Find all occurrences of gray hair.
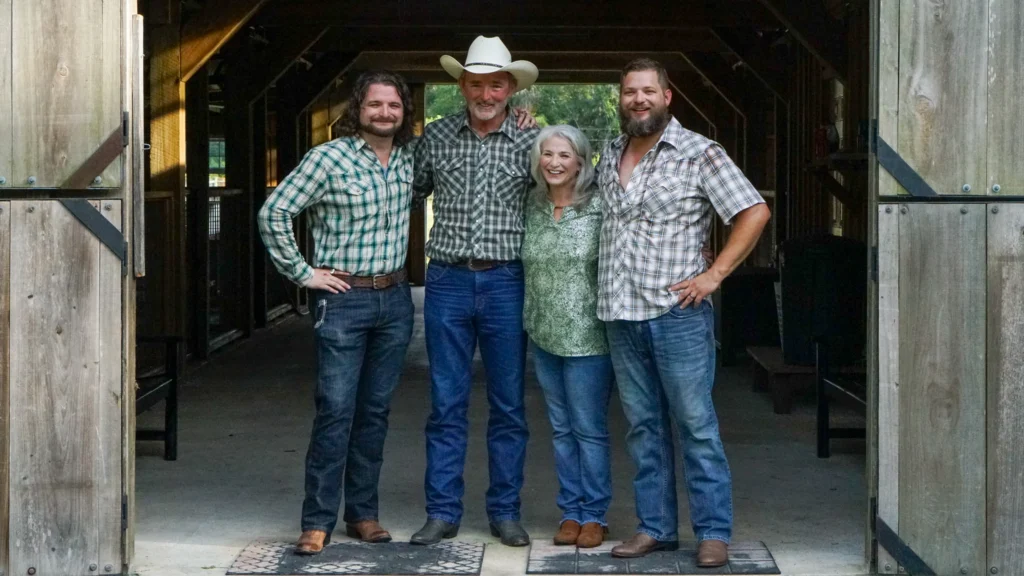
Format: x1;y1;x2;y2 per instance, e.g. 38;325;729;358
529;125;596;209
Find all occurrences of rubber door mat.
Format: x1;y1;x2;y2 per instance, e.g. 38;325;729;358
228;540;485;575
527;540;781;575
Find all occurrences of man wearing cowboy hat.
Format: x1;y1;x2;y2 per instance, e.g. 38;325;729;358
410;36;539;547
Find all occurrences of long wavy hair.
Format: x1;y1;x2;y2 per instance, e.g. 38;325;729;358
334;70;416;147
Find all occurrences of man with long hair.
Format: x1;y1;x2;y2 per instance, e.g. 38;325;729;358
258;70;417;556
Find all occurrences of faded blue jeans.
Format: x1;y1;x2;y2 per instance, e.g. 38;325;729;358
423;260;529;525
301;283;415;534
605;301;732;544
531;341;613;526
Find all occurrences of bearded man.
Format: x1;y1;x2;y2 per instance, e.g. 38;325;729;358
258;70;417;555
595;59;770;567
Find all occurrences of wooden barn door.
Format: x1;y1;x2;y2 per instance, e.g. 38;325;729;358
1;0;137;575
871;1;1024;575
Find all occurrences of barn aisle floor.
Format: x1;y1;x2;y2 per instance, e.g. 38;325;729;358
135;288;868;576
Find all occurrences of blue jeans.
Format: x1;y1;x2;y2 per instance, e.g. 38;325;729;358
301;283;415;533
605;301;732;544
531;341;613;526
423;260;529;524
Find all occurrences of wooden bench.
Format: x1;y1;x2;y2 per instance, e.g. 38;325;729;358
136;336;182;461
745;346;815;414
815;341;866;458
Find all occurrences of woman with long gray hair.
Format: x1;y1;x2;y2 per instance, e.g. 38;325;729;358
521;125;613;548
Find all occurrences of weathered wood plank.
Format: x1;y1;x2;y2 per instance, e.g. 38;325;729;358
987;204;1024;575
0;201;10;576
132;13;145;277
8;200;122;575
898;204;986;575
877;0;898;198
898;0;987;195
11;0;122;188
0;0;11;188
876;204;899;574
987;0;1024;196
97;200;124;573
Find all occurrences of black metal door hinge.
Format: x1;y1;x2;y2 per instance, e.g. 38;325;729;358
122;111;130;148
871;247;879;282
121;493;128;532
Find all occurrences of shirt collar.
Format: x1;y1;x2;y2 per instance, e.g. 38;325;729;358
458;106;519;141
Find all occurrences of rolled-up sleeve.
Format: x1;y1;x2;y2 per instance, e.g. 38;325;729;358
257;148;328;285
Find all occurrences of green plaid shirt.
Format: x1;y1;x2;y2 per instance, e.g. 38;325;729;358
413;109;539;262
258;136;413;285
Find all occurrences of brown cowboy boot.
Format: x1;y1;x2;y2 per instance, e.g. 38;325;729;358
696;540;729;567
553;520;581;545
610;533;679;558
576;523;606;548
295;530;330;555
345;520;393;543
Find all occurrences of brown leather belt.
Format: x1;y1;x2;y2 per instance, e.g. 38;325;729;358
445;259;510;271
330;268;407;289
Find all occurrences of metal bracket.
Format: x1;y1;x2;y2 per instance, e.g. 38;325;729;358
59;200;127;276
871;121;939;198
876;518;936;575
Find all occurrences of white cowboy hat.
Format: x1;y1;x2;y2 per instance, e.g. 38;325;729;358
440;36;538;92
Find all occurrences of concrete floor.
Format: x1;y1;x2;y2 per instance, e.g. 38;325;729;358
135;288;869;576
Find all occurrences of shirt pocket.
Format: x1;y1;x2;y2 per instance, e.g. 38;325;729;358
435;156;467;196
327;172;380;219
493;161;529;209
642;163;700;222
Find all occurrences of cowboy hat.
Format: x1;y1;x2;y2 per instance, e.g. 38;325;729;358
440;36;538;92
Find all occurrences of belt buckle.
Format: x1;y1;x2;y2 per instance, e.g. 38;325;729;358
466;259;487;271
372;274;388;289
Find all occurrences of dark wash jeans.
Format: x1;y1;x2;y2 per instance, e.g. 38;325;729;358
423;260;529;524
300;283;414;534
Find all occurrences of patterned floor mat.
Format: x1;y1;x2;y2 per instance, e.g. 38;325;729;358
227;540;485;575
527;540;781;575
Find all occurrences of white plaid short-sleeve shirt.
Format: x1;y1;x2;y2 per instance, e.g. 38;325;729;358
596;117;765;321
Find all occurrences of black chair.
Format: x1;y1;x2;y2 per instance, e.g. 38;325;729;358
136;336;182;461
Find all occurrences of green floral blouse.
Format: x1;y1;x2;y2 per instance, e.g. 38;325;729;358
522;192;608;357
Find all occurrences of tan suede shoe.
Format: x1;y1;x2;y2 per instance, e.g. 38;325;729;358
295;529;330;555
345;520;392;543
696;540;729;567
553;520;581;545
576;523;606;548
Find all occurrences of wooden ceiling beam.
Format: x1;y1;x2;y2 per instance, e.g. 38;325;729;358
308;26;729;54
180;0;270;82
751;0;847;80
709;27;789;100
254;0;777;28
223;25;331;105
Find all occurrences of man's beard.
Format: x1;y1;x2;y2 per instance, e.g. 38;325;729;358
619;103;671;137
360;118;400;138
469;101;503;122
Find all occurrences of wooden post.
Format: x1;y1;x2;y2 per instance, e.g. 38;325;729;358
186;68;211;358
252;95;269;328
407;83;426;285
148;19;187;340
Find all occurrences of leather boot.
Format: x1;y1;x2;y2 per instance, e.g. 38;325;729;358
295;530;331;555
345;520;392;543
696;540;728;567
610;533;678;558
576;523;606;548
553;520;580;545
